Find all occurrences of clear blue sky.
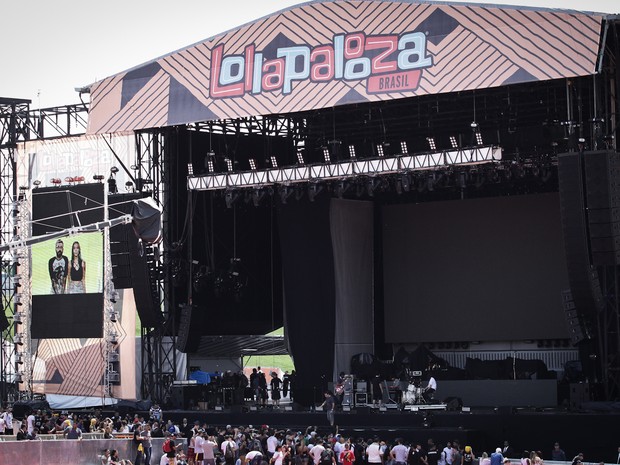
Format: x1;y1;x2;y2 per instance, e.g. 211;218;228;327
1;0;617;108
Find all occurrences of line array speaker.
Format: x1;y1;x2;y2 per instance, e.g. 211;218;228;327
557;152;604;316
176;304;204;353
584;150;620;265
561;290;591;345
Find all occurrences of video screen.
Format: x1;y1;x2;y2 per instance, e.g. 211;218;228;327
30;183;105;339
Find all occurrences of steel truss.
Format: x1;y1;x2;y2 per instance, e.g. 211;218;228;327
0;98;31;404
135;128;177;403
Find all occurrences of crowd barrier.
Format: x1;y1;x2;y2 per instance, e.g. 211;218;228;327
0;437;167;465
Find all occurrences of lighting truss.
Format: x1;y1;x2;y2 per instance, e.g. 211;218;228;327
187;145;502;191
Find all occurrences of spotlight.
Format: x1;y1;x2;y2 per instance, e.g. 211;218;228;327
187;163;194;175
14;294;23;306
16;353;24;365
130;164;139;171
109;311;118;323
376;144;384;157
308;183;323;201
470;121;478;129
475;132;483;145
450;136;458;149
125;181;134;192
93;174;105;181
109;333;119;345
110;166;119;174
400;141;408;154
14;334;23;346
249;159;257;170
50;178;62;185
15;373;24;383
270;156;278;168
13;313;23;325
348;145;356;159
323;147;331;163
33;180;41;187
225;190;239;208
279;185;293;204
110;290;119;304
12;276;21;288
225;158;234;172
426;137;437;151
207;160;215;173
296;151;305;165
251;188;265;206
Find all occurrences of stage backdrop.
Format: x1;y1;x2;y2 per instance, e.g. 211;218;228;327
87;0;603;134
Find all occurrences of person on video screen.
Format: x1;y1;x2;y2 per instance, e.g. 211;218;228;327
49;239;69;294
67;241;86;294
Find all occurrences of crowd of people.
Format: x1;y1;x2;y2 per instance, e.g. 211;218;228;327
3;405;614;465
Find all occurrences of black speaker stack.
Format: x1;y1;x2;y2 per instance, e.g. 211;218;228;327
558;150;620;343
176;304;204;353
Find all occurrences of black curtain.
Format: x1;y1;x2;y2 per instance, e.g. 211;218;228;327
278;198;335;406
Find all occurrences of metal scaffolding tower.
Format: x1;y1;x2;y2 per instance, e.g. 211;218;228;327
0;98;31;404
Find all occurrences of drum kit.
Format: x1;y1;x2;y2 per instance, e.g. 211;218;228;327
402;370;426;405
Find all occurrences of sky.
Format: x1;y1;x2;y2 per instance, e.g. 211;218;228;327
1;0;618;109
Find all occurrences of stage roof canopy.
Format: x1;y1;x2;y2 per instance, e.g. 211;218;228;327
87;0;605;134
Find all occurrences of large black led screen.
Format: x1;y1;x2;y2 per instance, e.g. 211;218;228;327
30;184;105;338
383;193;570;343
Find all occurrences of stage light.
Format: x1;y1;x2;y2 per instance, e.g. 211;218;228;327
296;151;305;165
93;174;105;181
130;164;139;171
14;294;23;306
308;183;323;201
110;166;119;174
12;276;21;288
279;185;293;204
16;353;24;365
187;163;194;175
18;185;28;192
125;181;134;192
109;311;118;323
376;144;384;157
207;160;215;173
475;132;483;145
33;180;41;187
225;158;233;172
427;137;437;151
14;334;23;346
15;373;24;383
470;121;478;129
348;145;356;159
50;178;62;185
249;159;257;170
13;312;23;325
109;333;119;345
323;147;331;163
252;188;265;206
450;136;459;149
225;190;239;208
400;141;408;154
270;156;278;168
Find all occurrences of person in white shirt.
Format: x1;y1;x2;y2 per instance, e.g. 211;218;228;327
390;439;409;465
442;442;453;465
310;440;326;465
267;431;279;460
333;437;346;465
222;435;238;465
0;413;6;435
193;430;205;465
366;438;383;464
423;376;437;403
203;436;218;465
26;412;36;435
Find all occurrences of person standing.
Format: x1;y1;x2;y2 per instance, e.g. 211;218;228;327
442;442;453;465
319;391;336;430
67;241;86;293
390;439;408;465
490;449;504;465
271;373;282;407
283;372;291;398
550;444;566;462
49;239;69;294
26;411;36;436
366;438;383;465
142;423;153;465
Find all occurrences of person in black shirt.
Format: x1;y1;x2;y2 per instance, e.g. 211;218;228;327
427;443;439;465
